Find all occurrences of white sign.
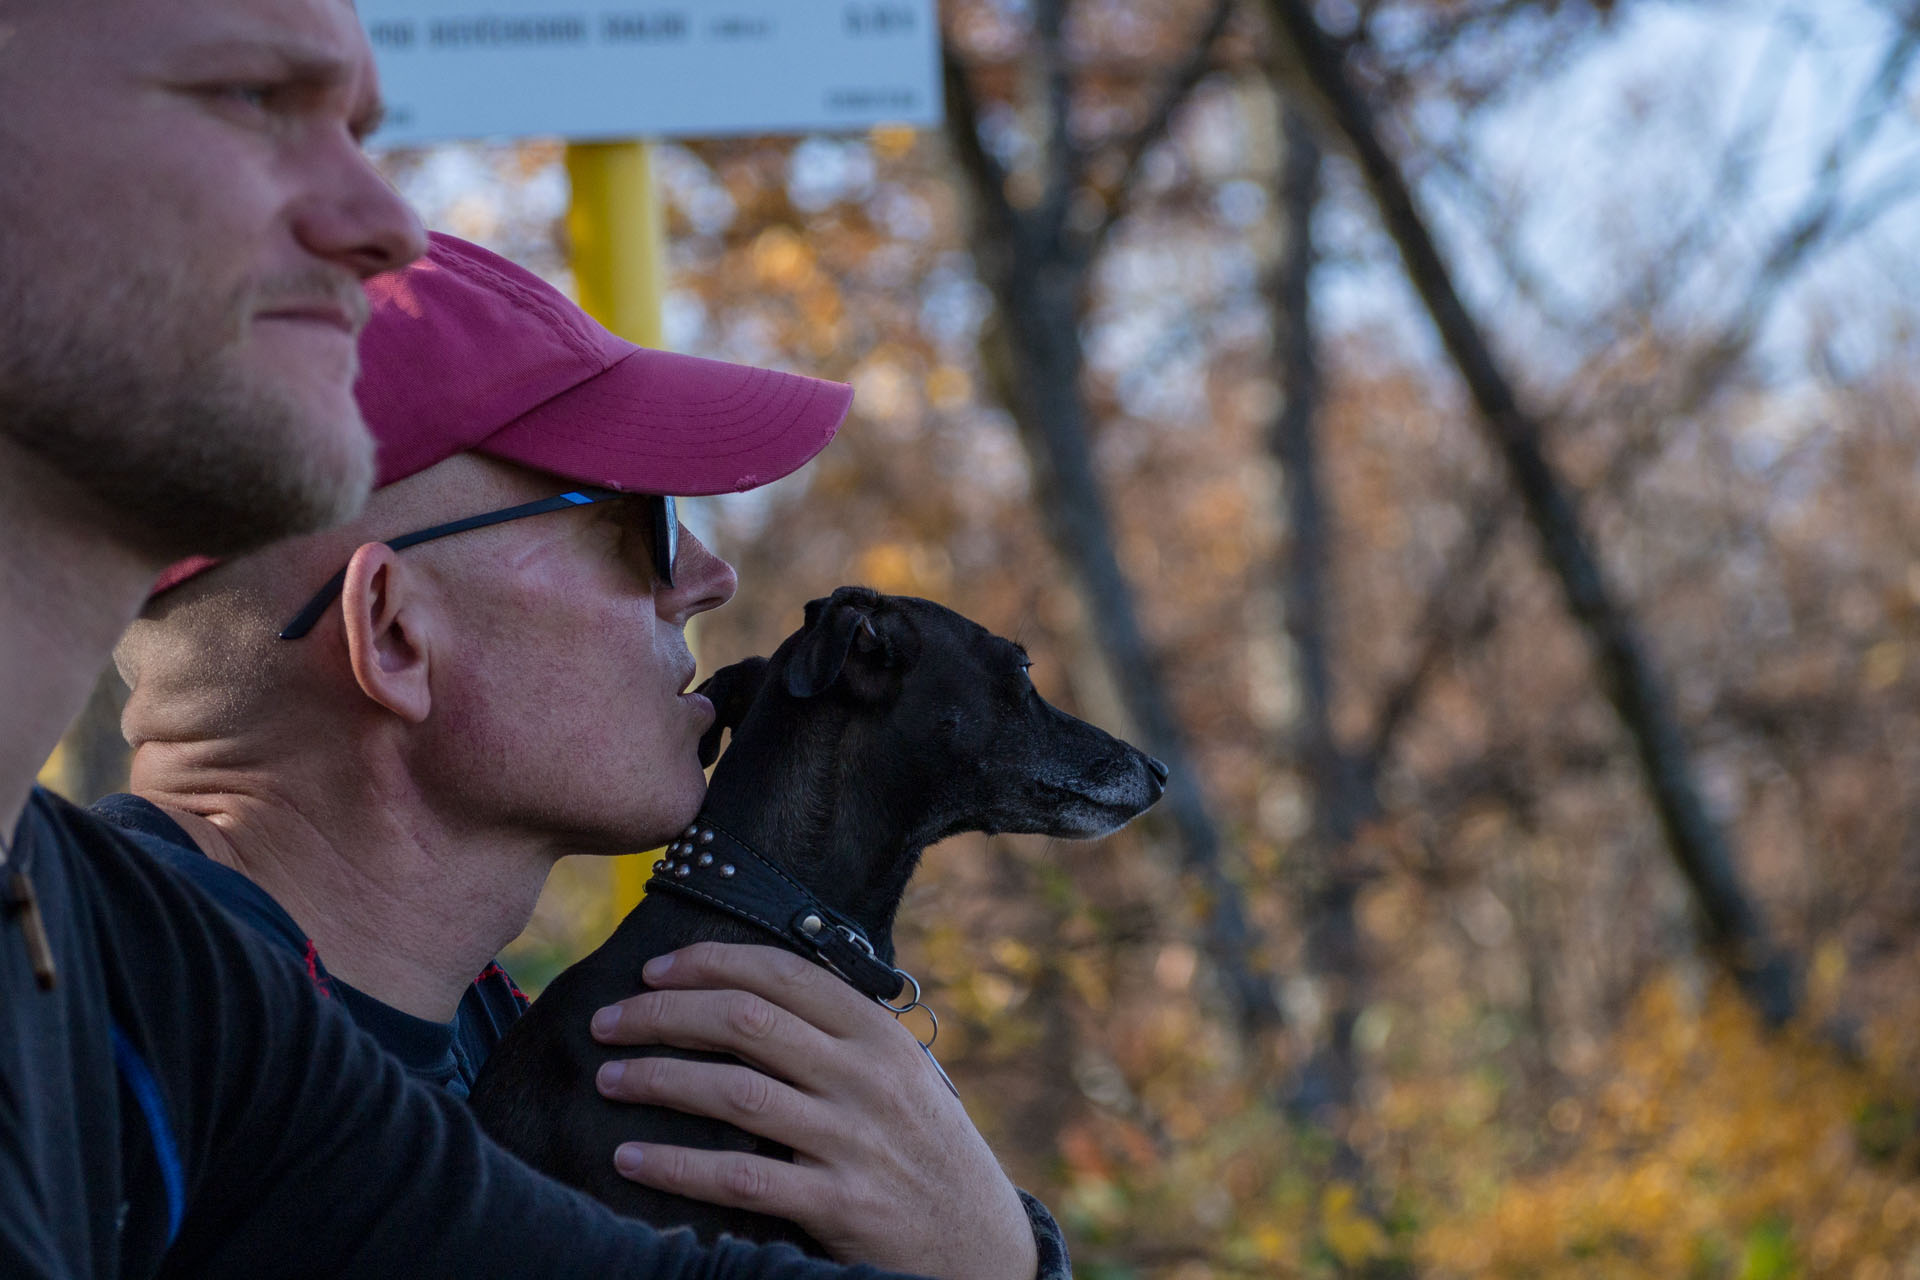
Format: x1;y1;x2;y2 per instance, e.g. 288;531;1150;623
359;2;940;145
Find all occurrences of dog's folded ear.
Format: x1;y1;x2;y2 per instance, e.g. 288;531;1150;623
695;656;769;767
785;604;869;698
786;588;898;700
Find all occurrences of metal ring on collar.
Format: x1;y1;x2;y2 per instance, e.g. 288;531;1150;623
884;970;940;1050
902;1001;940;1050
882;967;922;1014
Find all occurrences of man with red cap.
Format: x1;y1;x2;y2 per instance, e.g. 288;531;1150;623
0;0;980;1276
107;233;1065;1279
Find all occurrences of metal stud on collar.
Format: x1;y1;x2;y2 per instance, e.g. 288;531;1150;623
654;827;726;882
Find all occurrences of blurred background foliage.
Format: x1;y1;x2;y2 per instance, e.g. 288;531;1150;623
42;0;1920;1274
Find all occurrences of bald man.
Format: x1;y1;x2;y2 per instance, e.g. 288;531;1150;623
106;232;1061;1278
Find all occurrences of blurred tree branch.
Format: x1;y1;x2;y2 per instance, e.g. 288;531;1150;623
1355;1;1920;770
1669;16;1920;416
1353;498;1507;804
1082;0;1237;262
944;0;1288;1044
1263;0;1800;1022
1268;104;1375;1124
1351;7;1920;837
1267;105;1415;1267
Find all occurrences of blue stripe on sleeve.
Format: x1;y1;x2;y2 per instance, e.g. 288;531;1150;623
111;1021;186;1245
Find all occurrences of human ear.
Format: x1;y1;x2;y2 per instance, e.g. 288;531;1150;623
339;543;434;724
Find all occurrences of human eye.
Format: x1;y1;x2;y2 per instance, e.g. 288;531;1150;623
194;64;335;131
215;83;272;108
599;501;659;575
196;79;287;126
599;497;649;536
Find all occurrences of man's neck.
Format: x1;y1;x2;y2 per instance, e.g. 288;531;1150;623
0;444;155;842
135;769;553;1023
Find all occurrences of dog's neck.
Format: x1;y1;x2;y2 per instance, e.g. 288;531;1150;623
691;756;898;955
690;713;935;962
647;813;911;1002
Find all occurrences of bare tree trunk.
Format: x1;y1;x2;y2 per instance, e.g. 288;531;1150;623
1269;106;1416;1278
1262;0;1797;1023
1269;103;1372;1127
943;3;1284;1042
970;200;1285;1045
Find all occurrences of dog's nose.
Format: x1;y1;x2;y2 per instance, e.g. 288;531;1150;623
1146;756;1170;784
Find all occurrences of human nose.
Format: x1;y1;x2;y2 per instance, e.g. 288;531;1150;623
661;527;737;624
290;138;428;279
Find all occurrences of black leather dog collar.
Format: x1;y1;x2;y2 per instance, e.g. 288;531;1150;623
644;815;908;1004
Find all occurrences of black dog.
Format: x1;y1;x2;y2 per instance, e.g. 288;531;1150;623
467;586;1166;1250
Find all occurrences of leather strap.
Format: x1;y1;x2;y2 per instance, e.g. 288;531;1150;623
644;815;907;1004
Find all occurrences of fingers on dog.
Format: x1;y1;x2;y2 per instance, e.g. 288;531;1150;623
600;1057;836;1153
642;941;804;988
590;986;806;1064
643;941;880;1031
613;1141;812;1220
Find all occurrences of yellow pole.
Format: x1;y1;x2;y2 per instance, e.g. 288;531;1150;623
565;138;666;919
565;140;666;348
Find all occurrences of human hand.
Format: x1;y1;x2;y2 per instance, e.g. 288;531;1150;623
588;942;1037;1280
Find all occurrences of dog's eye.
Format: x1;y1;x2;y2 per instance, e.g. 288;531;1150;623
1000;644;1034;692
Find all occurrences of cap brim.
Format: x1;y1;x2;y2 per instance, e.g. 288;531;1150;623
475;347;852;497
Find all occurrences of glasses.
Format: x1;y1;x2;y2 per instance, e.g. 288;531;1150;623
276;487;678;640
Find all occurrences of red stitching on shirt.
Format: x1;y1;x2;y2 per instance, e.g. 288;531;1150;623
478;962;528;1005
302;939;333;998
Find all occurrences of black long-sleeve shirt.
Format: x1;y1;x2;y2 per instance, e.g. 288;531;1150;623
1;787;916;1280
88;793;1074;1280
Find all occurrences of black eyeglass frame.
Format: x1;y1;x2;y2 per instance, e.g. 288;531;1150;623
276;487;677;640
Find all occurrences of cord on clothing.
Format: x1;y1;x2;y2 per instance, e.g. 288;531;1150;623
3;823;58;989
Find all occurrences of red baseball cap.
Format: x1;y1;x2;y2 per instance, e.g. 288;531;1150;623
153;232;851;595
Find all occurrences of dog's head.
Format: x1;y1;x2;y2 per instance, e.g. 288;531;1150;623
696;586;1166;847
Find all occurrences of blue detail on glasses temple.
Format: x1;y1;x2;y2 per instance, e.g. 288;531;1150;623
277;487;667;639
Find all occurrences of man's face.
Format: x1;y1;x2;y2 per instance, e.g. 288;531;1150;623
0;0;426;562
402;462;741;856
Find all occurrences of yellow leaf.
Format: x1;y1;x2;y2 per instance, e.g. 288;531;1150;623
1321;1182;1389;1266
